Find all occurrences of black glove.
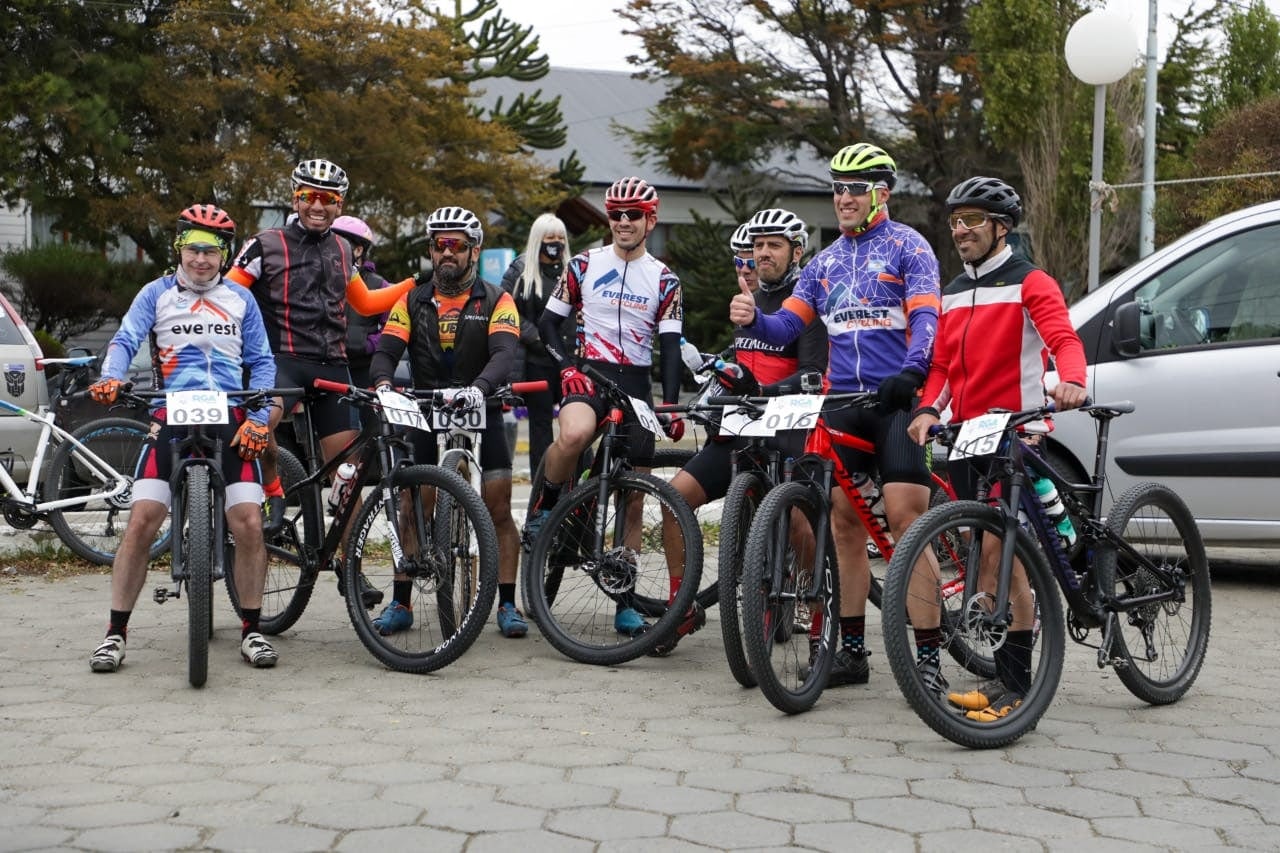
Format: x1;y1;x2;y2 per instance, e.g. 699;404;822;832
413;271;431;288
876;369;925;413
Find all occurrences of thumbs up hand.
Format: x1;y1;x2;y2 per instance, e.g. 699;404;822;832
729;277;757;326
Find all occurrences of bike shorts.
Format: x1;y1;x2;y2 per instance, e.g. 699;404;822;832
562;361;656;469
274;355;361;438
131;411;264;509
819;401;932;488
409;408;512;481
680;430;806;503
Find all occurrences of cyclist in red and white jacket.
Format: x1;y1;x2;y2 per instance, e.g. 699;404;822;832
907;176;1087;722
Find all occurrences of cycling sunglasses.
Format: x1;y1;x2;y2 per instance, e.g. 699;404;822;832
734;257;757;271
607;209;647;222
831;180;875;196
431;236;472;253
293;189;343;206
948;212;991;231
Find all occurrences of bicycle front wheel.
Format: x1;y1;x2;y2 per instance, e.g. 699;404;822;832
740;481;838;714
44;417;169;566
345;465;498;673
226;446;318;635
183;466;213;688
881;500;1064;749
524;471;702;665
719;471;767;687
1094;482;1211;705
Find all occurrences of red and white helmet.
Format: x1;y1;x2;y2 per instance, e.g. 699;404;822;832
604;176;659;213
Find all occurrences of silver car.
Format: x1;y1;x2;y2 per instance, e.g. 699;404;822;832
1047;200;1280;548
0;291;52;482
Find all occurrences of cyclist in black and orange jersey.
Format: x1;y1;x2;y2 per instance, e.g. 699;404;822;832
225;159;416;531
523;176;687;642
655;208;826;655
368;206;528;639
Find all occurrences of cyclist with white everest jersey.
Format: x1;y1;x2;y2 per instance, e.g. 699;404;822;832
523;176;692;643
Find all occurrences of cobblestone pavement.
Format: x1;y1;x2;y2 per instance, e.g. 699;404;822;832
1;563;1277;852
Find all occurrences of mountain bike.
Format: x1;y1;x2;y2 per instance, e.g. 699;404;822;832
880;402;1210;749
0;356;165;564
739;392;961;714
234;379;501;674
120;386;292;687
521;361;702;665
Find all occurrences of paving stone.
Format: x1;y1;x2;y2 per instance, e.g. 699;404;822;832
12;782;137;808
44;800;175;830
921;828;1048;851
854;796;971;832
1092;815;1225;847
615;784;733;815
669;810;791;849
680;767;789;794
795;820;915;852
970;804;1093;838
424;800;546;833
1024;785;1141;819
547;805;669;841
71;823;202;852
298;797;423;829
206;824;337;852
499;780;615;810
336;826;467;853
909;777;1025;808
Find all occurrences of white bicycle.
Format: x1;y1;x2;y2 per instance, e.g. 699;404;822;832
1;356;170;564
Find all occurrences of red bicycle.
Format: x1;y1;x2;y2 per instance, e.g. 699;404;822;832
734;392;967;714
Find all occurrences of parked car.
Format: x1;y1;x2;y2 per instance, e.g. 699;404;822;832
0;292;52;482
1046;200;1280;549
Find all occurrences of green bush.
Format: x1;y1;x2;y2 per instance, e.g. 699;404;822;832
32;329;66;359
0;243;155;343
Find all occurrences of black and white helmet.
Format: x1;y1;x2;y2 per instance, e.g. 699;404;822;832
729;223;753;253
744;208;808;251
426;206;484;245
291;158;349;196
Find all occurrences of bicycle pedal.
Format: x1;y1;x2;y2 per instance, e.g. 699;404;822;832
360;586;385;611
152;585;179;604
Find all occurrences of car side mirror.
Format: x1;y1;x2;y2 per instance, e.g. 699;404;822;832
1112;301;1142;358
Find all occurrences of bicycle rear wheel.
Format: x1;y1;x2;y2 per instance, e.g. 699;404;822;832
524;471;702;665
740;481;839;714
44;417;170;566
1095;482;1211;705
345;465;498;673
719;471;766;687
183;466;213;688
226;446;318;635
881;500;1064;749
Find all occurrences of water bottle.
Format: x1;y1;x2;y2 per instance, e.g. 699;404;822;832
328;462;358;513
680;337;705;373
1032;474;1077;547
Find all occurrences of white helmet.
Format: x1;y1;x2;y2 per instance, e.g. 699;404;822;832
745;208;808;251
426;206;484;245
291;158;349;196
729;222;753;253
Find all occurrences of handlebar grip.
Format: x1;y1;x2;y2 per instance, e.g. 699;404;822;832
313;378;349;393
510;380;548;395
654;403;685;414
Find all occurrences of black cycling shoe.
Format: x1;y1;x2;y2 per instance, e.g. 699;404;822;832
826;647;870;687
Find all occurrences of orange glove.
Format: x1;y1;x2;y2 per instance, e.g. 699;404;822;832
89;378;123;405
230;420;270;460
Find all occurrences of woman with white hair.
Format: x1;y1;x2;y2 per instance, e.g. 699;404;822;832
500;213;575;475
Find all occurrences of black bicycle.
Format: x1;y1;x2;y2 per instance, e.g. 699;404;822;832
122;387;292;687
521;362;702;664
880;402;1211;749
229;379;499;674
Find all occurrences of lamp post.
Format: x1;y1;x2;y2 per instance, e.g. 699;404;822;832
1140;0;1159;258
1065;11;1139;292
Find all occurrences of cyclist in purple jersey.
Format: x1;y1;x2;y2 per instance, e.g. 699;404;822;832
88;206;280;673
730;143;944;689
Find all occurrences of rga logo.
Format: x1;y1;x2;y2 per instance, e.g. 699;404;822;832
4;363;25;396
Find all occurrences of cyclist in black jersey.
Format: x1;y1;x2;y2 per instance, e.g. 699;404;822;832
227;159;415;530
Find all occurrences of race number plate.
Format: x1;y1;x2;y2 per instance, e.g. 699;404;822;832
376;387;429;432
165;390;228;425
759;395;823;432
719;406;771;437
431;402;486;431
629;397;666;439
951;412;1012;459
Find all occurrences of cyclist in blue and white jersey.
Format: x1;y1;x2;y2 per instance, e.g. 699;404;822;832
524;176;691;641
730;143;943;688
88;205;280;673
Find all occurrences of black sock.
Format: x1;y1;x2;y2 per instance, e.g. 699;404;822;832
499;583;516;608
393;580;413;607
914;626;943;660
108;610;131;639
539;481;565;510
1001;630;1034;695
241;609;261;639
840;615;865;653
